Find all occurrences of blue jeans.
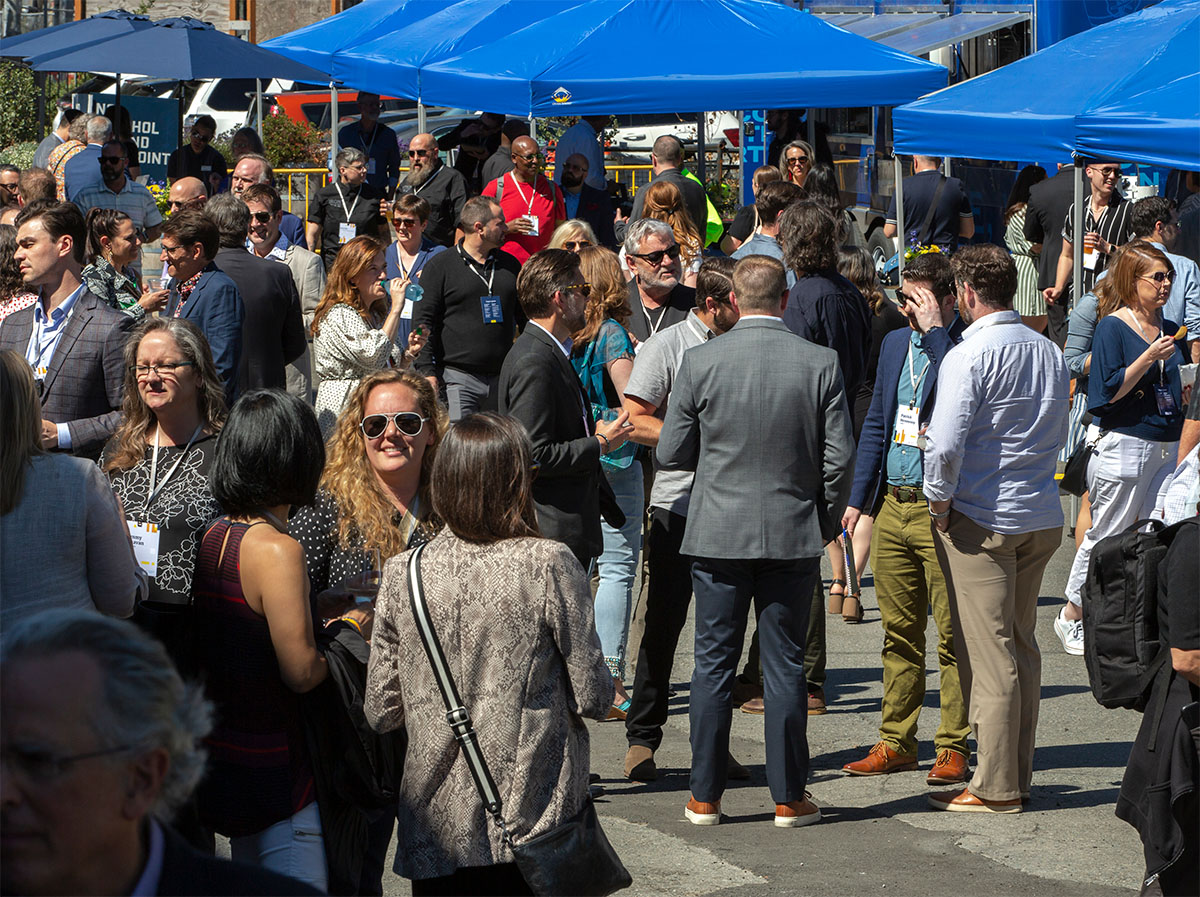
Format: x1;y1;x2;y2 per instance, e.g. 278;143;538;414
595;461;644;680
229;801;327;893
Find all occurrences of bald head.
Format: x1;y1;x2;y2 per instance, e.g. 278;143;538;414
168;177;207;214
511;136;542;182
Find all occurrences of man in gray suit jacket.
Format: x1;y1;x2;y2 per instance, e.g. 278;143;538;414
658;255;855;829
0;202;132;459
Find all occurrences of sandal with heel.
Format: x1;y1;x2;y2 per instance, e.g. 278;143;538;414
827;578;846;615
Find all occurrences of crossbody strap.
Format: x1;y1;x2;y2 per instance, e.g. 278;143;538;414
406;544;511;834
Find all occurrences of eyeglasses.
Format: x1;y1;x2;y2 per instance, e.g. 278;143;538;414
130;361;196;378
1139;270;1175;285
100;156;125;165
513;152;542;163
190;131;212;143
563;240;592;251
2;744;136;785
361;412;429;439
159;242;189;257
786;155;810;167
629;243;681;265
250;210;274;224
563;282;592;297
408;149;431;158
344;164;368;173
0;182;18;191
393;217;420;228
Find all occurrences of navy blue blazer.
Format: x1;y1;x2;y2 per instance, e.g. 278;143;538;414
848;317;964;515
166;264;245;403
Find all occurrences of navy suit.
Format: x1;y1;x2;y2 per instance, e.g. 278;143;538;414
847;318;964;516
567;184;618;249
166;264;245;403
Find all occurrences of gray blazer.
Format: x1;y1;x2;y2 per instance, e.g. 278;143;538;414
657;315;855;560
0;288;133;458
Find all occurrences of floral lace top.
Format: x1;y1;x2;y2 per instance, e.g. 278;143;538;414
82;257;145;321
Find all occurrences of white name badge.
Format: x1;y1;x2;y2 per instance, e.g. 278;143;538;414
400;301;413;320
367;159;377;175
524;214;539;237
200;165;212;173
894;405;923;448
338;222;357;244
1083;247;1099;271
127;520;161;577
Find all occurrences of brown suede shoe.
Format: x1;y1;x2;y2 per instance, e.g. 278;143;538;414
807;688;827;715
624;745;656;781
927;787;1021;814
684;797;720;825
774;792;822;828
842;741;919;776
740;696;765;715
927;749;971;785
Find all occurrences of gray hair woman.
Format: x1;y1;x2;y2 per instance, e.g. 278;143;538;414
779;139;815;187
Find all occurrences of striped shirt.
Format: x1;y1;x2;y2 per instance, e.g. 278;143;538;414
923;310;1070;534
73;179;163;273
1061;192;1133;294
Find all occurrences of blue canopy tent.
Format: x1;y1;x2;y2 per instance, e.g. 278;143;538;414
415;0;947;116
1075;72;1200;172
889;0;1199;283
0;9;152;59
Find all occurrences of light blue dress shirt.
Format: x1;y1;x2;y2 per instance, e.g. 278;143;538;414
923;309;1070;534
24;283;85;450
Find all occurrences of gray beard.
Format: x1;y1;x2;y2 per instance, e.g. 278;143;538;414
406;159;440;189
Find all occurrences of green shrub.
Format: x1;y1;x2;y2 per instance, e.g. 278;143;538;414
263;111;326;170
0;62;41;149
0;142;38;169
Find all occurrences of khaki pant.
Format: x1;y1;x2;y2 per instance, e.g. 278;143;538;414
933;510;1061;801
871;494;969;757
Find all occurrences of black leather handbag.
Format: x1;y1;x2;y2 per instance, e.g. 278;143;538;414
1060;428;1106;497
405;544;632;897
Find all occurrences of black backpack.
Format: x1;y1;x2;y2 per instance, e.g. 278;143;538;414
1080;517;1185;711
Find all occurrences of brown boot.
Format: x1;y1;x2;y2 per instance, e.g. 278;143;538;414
841;741;919;776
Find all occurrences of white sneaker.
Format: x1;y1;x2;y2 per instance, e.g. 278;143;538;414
1054;608;1085;656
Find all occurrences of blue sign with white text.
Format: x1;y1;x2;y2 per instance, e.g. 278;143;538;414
73;93;179;186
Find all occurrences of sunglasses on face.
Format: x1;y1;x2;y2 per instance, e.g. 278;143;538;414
249;210;275;224
0;182;17;191
408;149;431;158
514;152;541;162
393;217;419;228
190;131;212;143
786;155;809;166
630;243;681;265
563;240;592;251
100;156;125;165
563;282;592;297
361;412;429;439
1140;270;1175;284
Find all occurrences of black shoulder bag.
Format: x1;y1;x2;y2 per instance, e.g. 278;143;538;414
405;543;632;897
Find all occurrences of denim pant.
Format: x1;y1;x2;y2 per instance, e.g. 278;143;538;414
595;461;644;679
229;801;327;893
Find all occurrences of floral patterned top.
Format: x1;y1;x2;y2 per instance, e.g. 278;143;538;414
101;432;223;605
82;257;145;322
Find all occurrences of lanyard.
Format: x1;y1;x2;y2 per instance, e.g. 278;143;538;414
333;181;361;223
639;296;670;338
906;341;931;408
29;311;59;376
395;245;421;280
508;171;538;217
412;165;437;196
458;244;495;293
145;424;204;517
357;124;377;159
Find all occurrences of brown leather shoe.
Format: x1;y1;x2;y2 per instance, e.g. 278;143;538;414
927;787;1021;814
807;688;827;715
927;749;971;785
684;797;720;825
740;696;765;714
775;792;822;828
624;745;656;781
842;741;919;776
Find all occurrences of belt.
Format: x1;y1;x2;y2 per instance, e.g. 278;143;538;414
888;485;926;503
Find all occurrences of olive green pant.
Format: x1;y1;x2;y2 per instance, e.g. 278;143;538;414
870;494;970;758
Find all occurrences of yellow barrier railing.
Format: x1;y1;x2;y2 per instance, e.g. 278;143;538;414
275;163;655;222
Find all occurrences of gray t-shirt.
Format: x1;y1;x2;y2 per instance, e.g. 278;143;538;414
624;310;714;516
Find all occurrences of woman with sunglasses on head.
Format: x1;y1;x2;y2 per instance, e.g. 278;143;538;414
548;219;598;254
571;245;641;717
81;208;168;321
102;319;225;617
312;235;427;439
1057;241;1188;656
385;193;446;347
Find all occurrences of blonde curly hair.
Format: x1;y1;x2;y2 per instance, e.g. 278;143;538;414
322;369;447;556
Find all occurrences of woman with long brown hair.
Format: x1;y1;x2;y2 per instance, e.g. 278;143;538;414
312;235;426;437
1;349;144;624
0;223;37;322
1056;241;1187;656
635;179;703;287
571;245;640;715
293;369;447;603
103;318;226;609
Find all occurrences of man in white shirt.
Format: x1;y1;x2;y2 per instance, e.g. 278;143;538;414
922;244;1069;815
554;115;609;191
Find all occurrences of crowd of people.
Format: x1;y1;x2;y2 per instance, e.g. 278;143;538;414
1;101;1198;897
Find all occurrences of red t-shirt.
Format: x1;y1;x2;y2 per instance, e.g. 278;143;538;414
483;172;566;264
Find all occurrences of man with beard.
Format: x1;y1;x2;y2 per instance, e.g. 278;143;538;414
621;257;742;782
336;92;402;196
559;153;616;249
498;248;633;567
624;219;695;343
229;153;308;249
555;115;609;191
72;140;163;274
396;133;468;248
482;136;565;264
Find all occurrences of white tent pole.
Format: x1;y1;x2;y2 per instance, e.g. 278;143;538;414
895;155;906;281
942;156;950;177
255;78;263;133
330;81;340;173
417;101;427;133
1072;155;1085;304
